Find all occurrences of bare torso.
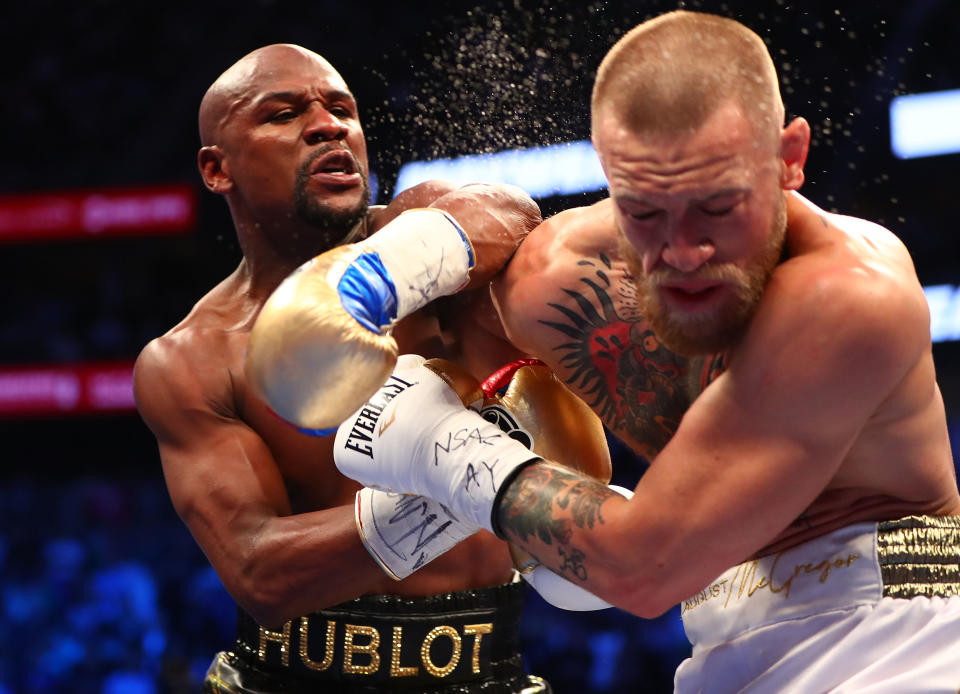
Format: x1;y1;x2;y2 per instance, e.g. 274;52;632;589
495;195;959;560
135;183;537;625
163;263;516;599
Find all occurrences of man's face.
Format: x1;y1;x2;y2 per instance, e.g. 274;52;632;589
594;102;786;356
218;48;370;247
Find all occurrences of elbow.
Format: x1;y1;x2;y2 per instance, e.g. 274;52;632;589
598;570;678;619
482;182;543;234
232;564;298;630
588;537;680;618
453;182;543;235
226;543;301;629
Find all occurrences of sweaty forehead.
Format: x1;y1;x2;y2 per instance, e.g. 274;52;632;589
201;45;351;143
599;104;776;197
231;47;349;106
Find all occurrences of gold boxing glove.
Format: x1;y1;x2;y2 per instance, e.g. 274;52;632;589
477;359;611;578
429;357;616;610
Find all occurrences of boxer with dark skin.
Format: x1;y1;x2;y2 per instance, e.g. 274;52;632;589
133;44;544;691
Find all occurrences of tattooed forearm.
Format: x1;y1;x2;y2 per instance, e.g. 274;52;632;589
496;462;620;580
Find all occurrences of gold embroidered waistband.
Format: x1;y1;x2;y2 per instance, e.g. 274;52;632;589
232;582;527;686
877;515;960;599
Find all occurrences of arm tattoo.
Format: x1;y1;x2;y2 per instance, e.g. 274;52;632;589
497;463;619;580
537;254;693;458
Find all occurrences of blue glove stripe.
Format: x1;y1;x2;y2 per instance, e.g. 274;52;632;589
337;253;398;334
441;212;475;269
298;425;338;438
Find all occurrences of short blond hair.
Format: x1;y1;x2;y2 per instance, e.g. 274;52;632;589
591;11;784;144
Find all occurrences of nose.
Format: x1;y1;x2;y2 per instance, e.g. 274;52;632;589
303;105;347;145
660;234;715;273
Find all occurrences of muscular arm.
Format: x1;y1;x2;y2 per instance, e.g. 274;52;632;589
373;179;542;289
135;335;388;627
495;245;931;617
376;181;535;376
429;182;542;289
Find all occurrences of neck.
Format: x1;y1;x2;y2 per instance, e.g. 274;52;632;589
235;214;369;302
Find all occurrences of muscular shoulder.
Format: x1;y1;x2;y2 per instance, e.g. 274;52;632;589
134;292;242;441
493;199;624;348
742;199;930;411
782;196;928;353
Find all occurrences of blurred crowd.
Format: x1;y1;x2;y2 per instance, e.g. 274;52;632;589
0;450;690;693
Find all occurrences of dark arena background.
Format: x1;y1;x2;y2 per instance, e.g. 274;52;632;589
1;1;958;691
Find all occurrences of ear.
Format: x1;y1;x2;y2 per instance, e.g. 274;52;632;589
197;146;233;194
780;117;810;191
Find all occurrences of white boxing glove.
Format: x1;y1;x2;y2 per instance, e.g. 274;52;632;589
246;209;475;434
334;355;540;534
355;487;476;580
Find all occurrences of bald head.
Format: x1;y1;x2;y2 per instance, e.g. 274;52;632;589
591;11;784;147
198;44;344;146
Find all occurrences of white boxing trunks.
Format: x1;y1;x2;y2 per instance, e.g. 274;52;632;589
675;515;960;693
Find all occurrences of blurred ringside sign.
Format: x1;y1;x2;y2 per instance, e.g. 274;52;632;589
0;184;197;242
0;362;135;416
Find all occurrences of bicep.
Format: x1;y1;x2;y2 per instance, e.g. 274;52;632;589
135;346;290;538
157;413;291;532
374;180;459;228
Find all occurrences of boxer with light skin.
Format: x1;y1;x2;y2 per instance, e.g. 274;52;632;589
134;44;560;693
332;11;960;692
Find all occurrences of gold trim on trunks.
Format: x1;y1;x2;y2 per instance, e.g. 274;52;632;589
256;617;497;678
258;622;291;666
464;624;493;674
299;617;335;671
343;624;381;674
390;626;419;677
420;625;462;678
877;515;960;599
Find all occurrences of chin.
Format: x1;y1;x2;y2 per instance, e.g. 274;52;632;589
652;312;748;356
298;196;370;238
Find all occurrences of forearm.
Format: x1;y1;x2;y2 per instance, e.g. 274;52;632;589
495;462;670;617
428;183;541;288
203;504;388;627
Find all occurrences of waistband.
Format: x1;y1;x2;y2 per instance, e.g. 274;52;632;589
233;581;527;688
680;515;960;649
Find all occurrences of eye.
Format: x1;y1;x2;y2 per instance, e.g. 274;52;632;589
269;109;297;122
701;205;736;217
700;195;744;217
630;210;660;221
329;104;354;118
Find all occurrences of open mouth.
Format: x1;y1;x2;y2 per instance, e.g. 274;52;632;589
308;149;361;185
658;281;725;309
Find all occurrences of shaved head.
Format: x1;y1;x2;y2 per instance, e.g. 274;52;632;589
195;43;370;259
198;44;343;147
591;11;784;148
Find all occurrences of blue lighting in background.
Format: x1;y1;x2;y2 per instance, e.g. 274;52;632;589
925;285;960;343
890;89;960;159
395;140;607;198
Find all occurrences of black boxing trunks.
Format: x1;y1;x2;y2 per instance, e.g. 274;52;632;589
202;580;550;693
